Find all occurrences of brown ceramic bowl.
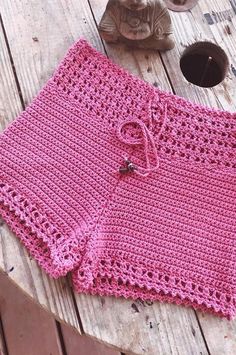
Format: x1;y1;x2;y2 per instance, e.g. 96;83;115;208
164;0;199;12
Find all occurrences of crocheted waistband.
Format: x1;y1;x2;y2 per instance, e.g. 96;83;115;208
48;38;236;177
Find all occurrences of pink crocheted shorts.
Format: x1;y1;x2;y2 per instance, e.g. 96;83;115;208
1;39;236;319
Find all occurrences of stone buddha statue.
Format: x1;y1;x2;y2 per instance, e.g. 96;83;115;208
98;0;175;50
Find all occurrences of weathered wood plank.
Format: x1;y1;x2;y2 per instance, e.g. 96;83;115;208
159;1;236;354
78;1;236;354
0;316;7;355
0;0;208;351
0;221;80;331
197;313;236;355
61;323;122;355
71;1;209;355
0;19;22;130
0;0;104;105
0;2;82;332
1;0;236;354
0;271;121;355
75;293;209;355
0;271;63;355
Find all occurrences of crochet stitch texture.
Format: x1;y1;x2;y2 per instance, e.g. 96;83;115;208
1;39;236;319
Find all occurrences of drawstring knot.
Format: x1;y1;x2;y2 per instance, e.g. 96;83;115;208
117;103;168;177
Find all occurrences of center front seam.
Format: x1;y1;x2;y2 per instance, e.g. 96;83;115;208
74;92;168;286
89;93;168;243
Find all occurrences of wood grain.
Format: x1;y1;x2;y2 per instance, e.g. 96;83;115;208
0;271;121;355
0;317;7;355
0;0;85;333
76;0;236;354
0;271;64;355
72;1;208;355
61;323;121;355
0;0;104;105
0;21;22;130
159;1;236;354
1;0;236;354
160;0;236;110
75;293;209;355
0;220;80;330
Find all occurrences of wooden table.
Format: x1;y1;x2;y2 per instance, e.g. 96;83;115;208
0;1;236;354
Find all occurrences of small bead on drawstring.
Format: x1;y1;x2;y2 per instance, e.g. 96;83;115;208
119;157;137;174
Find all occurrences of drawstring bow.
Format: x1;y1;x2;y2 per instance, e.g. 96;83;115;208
117;103;167;177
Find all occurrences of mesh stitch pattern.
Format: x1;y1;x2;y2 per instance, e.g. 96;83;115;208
1;39;236;318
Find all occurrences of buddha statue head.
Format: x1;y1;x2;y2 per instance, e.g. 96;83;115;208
118;0;150;11
99;0;175;50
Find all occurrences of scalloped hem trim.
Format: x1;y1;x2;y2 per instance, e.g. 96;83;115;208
72;255;236;320
73;283;235;320
0;181;84;278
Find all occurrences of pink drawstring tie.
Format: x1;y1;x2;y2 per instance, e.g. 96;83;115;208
117;103;168;177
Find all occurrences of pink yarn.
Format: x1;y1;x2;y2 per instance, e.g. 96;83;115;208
1;39;236;319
